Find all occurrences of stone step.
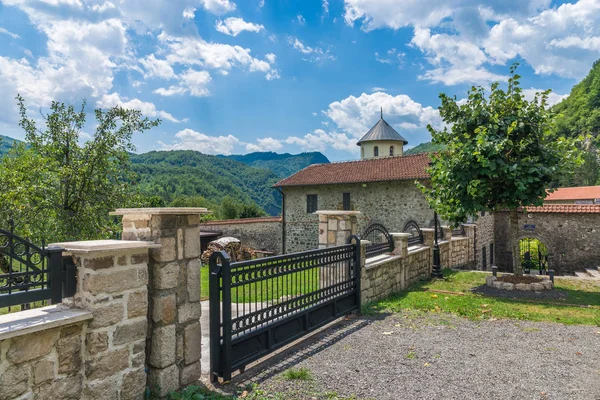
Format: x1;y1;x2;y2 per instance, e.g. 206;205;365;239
584;268;600;278
574;271;591;279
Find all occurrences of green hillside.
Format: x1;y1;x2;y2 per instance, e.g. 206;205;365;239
221;151;329;178
404;141;445;155
552;60;600;186
0;134;22;157
130;151;282;215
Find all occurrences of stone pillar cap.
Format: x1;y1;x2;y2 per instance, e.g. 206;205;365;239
314;210;361;216
110;207;212;215
49;239;160;253
390;232;411;238
420;228;435;232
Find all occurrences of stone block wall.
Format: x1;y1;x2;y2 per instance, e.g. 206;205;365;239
0;240;154;400
494;210;600;274
199;217;282;254
449;237;471;267
474;212;495;270
282;181;433;253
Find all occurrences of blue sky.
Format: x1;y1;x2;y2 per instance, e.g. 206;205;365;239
0;0;598;161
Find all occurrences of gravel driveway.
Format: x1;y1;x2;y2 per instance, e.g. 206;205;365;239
223;311;600;400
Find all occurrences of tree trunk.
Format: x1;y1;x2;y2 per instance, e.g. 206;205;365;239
509;208;523;276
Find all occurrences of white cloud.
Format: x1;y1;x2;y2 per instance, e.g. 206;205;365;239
0;27;20;39
160;128;242;154
179;69;212;96
199;0;236;15
153;86;187;96
312;112;318;116
215;17;265;36
418;66;507;86
325;91;442;138
159;33;275;78
287;36;335;62
322;0;329;14
140;54;175;79
245;137;283;152
522;88;568;106
182;7;196;19
259;0;265;8
371;87;386;92
285;129;357;152
297;14;306;25
97;93;181;123
266;69;280;80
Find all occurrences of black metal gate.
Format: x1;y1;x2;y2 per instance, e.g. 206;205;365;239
403;220;423;246
209;236;361;382
520;237;548;274
360;223;393;257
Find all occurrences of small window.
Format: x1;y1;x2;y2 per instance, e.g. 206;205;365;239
343;193;351;211
307;194;318;213
482;246;487;270
389;146;394;156
374;146;379;157
490;243;494;265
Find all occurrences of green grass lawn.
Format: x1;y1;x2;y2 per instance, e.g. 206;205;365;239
200;264;321;304
364;269;600;326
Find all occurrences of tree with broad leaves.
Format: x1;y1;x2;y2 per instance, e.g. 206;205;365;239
420;64;580;275
0;95;160;242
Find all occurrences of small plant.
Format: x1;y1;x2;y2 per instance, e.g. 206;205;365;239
169;386;206;400
405;351;416;359
282;367;313;381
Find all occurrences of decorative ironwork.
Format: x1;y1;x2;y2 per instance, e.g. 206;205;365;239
360;223;394;257
209;238;361;382
429;217;444;240
520;237;548;275
452;224;465;236
0;221;74;309
403;220;423;246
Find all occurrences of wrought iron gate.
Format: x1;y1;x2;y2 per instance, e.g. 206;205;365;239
520;237;548;274
209;236;361;382
403;220;423;246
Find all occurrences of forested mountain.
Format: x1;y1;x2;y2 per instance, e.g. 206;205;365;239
0;134;22;156
220;151;329;178
552;60;600;186
130;151;282;215
404;142;445;155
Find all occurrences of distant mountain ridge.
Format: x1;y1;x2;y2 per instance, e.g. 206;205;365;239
404;141;445;155
0;134;23;156
220;151;330;178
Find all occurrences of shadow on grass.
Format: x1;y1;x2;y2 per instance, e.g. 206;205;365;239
216;316;371;395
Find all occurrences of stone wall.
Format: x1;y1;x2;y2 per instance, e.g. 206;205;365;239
494;210;600;274
360;230;475;304
474;212;495;270
282;180;433;253
0;241;154;400
199;217;282;254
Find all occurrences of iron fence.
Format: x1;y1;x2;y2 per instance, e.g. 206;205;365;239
403;220;424;246
209;237;361;382
452;224;465;236
360;223;394;257
0;223;75;310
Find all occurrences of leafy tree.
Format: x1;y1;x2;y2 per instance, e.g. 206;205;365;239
219;196;240;220
421;65;579;275
238;202;267;219
0;95;160;242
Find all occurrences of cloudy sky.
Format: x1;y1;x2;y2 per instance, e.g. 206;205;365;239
0;0;598;161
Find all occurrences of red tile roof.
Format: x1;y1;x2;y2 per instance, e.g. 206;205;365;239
545;186;600;201
273;153;431;187
524;204;600;213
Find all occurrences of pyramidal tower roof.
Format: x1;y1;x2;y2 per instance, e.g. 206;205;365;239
356;109;408;146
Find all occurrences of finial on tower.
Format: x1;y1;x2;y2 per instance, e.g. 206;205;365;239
381;107;383;119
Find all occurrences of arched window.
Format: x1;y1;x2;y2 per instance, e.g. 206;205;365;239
389;146;394;156
374;146;379;157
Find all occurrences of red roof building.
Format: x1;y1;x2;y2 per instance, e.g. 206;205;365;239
544;186;600;205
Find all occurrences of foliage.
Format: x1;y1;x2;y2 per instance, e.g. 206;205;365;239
0;95;159;242
282;367;313;381
421;64;579;275
404;141;446;155
365;269;600;326
552;60;600;186
0;134;22;157
221;151;330;178
130;150;282;216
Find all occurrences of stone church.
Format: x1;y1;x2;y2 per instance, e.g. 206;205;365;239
274;112;464;255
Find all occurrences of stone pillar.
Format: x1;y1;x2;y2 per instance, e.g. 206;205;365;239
463;223;476;265
442;226;452;241
390;233;410;257
359;240;370;304
421;228;434;248
316;211;361;249
53;240;156;400
111;208;209;396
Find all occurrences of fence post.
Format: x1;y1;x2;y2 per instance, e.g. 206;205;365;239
220;252;232;382
347;235;361;309
47;246;65;304
209;251;228;383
